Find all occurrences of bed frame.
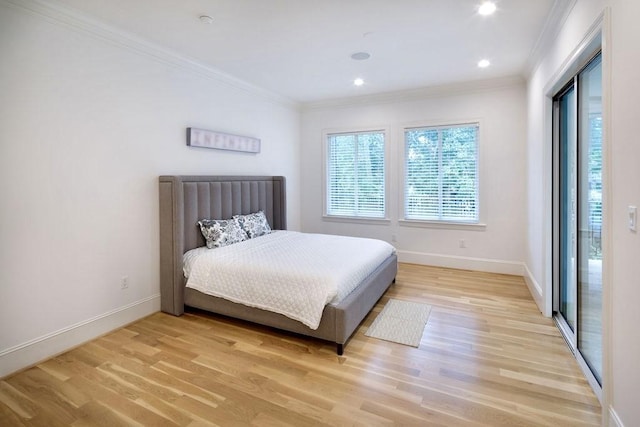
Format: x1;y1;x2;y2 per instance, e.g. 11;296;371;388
159;175;397;355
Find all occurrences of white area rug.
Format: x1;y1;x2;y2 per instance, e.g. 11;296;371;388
365;299;432;347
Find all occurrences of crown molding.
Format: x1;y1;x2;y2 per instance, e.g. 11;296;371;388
525;0;578;78
301;75;525;112
1;0;299;109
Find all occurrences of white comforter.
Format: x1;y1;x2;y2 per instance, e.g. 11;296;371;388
184;231;395;330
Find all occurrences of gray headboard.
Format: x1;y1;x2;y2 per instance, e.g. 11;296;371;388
158;175;287;315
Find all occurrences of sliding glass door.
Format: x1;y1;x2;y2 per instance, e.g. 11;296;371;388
577;55;603;385
553;52;602;389
557;84;577;334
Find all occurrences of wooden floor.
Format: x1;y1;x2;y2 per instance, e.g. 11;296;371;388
0;264;601;426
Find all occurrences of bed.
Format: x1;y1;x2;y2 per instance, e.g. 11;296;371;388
159;175;397;355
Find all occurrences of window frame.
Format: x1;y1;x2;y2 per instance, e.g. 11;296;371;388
322;127;390;223
399;120;486;230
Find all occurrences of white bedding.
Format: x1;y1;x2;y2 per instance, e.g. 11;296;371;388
184;231;395;330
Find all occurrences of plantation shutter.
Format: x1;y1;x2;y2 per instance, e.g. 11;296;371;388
327;131;385;218
405;124;478;222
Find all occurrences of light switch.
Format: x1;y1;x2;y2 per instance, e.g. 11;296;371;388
629;205;637;232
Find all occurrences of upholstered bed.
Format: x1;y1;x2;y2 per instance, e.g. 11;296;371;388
159;175;397;355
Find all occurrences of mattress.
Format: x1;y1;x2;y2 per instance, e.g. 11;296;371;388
184;231;396;329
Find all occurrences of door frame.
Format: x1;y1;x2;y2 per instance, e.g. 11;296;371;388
551;50;603;402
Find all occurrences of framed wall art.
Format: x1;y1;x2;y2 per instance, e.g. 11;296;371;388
187;127;261;154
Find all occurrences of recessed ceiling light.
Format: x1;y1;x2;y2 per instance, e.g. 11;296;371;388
354;78;365;86
478;1;497;16
351;52;371;61
199;15;214;24
478;59;491;68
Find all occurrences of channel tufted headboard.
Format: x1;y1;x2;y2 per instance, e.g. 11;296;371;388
158;175;287;315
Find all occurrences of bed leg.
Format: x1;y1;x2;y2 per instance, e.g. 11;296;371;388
336;343;344;356
393;277;396;284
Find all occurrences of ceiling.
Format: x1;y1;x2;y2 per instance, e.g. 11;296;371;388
51;0;562;103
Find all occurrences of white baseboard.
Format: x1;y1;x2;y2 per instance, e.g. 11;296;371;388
397;250;525;276
522;264;546;315
0;294;160;378
609;406;624;427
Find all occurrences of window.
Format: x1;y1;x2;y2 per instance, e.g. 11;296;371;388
404;123;479;222
326;130;385;218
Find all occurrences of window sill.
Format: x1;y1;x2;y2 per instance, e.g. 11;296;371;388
399;219;487;231
323;215;391;225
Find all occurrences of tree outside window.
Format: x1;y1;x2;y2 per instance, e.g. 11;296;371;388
326;131;385;218
405;124;479;222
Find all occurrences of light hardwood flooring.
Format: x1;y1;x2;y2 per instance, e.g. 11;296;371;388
0;264;601;426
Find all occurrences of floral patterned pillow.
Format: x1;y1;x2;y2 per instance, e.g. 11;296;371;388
234;211;271;239
197;218;248;249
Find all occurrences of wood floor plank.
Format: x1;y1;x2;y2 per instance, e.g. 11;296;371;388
0;263;601;425
0;381;39;420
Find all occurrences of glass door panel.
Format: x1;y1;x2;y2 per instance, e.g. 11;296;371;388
578;54;603;384
558;85;577;333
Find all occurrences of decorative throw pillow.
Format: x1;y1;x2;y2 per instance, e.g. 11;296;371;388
234;211;271;239
197;218;248;249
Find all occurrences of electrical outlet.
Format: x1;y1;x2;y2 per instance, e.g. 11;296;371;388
459;239;466;248
121;276;129;289
391;234;397;242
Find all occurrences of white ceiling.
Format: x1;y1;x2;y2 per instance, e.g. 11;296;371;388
51;0;562;103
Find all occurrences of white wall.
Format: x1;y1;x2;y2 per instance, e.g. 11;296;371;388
527;0;640;425
0;2;300;377
300;81;527;274
608;1;640;425
525;0;607;315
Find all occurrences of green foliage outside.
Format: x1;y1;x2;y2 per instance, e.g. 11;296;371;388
405;125;478;221
328;132;385;217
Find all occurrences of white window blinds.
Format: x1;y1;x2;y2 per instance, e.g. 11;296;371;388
327;131;385;218
404;124;479;222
